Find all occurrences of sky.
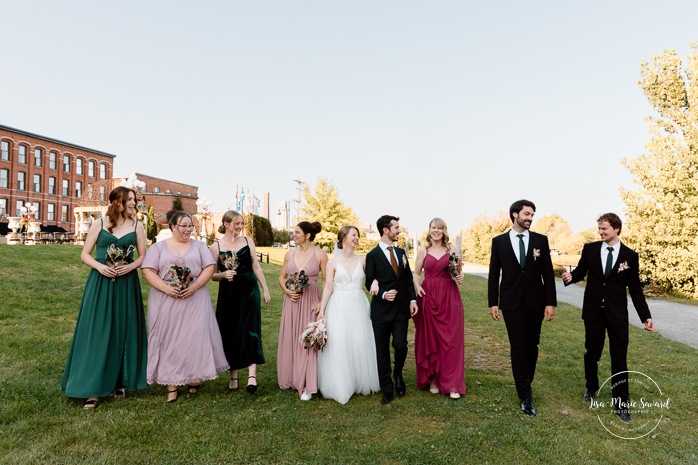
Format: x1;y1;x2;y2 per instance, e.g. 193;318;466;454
2;1;697;235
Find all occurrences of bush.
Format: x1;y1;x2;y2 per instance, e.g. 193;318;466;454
244;214;273;246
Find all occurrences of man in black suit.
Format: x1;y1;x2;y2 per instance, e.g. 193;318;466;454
488;199;556;416
562;213;654;423
365;215;418;405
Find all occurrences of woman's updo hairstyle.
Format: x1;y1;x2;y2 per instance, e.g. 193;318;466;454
218;210;243;234
168;210;193;229
336;225;360;249
106;186;136;233
297;221;322;241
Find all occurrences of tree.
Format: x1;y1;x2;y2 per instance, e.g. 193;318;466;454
146;205;157;243
300;178;360;250
531;214;573;251
621;44;698;297
461;211;510;265
272;228;291;244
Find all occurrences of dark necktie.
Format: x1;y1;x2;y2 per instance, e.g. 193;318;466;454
387;246;398;276
517;234;526;268
605;246;614;278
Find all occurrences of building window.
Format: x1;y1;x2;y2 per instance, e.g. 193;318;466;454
0;169;8;188
88;161;95;177
47;203;55;221
76;181;82;198
48;177;56;195
100;163;107;179
34;148;43;167
87;184;93;198
49;152;57;170
63;154;70;173
18;172;26;190
152;186;160;193
61;205;69;222
33;202;41;220
18;145;27;164
99;185;106;201
76;158;83;175
1;141;9;161
0;198;6;216
16;200;24;216
33;174;42;193
62;179;70;196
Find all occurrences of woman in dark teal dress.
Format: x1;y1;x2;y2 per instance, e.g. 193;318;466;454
61;186;148;408
210;210;271;394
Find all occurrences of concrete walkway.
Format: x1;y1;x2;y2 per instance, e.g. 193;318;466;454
463;263;698;350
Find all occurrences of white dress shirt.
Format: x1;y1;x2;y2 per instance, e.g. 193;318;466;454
509;229;529;263
601;239;621;273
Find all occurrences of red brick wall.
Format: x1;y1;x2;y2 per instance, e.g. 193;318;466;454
134;173;198;228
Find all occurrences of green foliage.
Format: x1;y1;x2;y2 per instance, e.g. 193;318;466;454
300;177;360;250
531;214;589;255
243;213;273;246
272;227;290;244
172;196;183;211
146;205;157;243
0;246;695;464
621;43;698;297
461;211;510;264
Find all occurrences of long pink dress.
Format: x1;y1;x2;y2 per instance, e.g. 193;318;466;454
414;253;466;395
277;249;320;395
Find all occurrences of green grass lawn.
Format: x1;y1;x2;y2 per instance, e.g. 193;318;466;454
0;245;695;464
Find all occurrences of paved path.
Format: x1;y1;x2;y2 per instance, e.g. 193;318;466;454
463;264;698;350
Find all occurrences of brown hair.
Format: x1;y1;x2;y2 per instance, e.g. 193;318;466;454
425;217;450;250
297;221;322;241
106;186;137;233
218;210;243;234
597;213;622;235
168;211;193;229
336;225;360;249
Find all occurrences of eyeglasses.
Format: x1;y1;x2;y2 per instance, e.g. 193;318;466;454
177;224;194;229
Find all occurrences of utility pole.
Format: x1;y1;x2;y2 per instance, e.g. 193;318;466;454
293;179;304;223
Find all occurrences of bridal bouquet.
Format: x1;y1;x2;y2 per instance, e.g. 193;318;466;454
164;261;193;290
219;250;238;281
285;270;310;294
299;319;327;351
444;252;461;280
105;244;136;282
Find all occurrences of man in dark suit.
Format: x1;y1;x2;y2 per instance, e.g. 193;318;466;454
488;199;556;416
365;215;418;405
562;213;654;423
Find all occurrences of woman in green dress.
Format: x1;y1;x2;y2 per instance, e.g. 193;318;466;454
61;186;148;408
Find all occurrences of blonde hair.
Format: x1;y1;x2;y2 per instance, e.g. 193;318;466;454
336;225;360;249
425;217;450;250
218;210;243;234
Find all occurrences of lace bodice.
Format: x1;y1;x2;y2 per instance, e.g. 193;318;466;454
333;260;364;292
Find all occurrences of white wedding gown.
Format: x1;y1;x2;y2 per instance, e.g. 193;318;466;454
318;261;380;404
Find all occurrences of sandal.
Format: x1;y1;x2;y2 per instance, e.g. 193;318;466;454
83;398;99;409
229;377;239;391
114;387;126;399
246;376;258;394
167;388;179;403
187;384;201;395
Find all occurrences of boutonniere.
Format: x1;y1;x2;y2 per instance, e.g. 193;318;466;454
618;261;629;272
532;248;541;261
402;254;408;268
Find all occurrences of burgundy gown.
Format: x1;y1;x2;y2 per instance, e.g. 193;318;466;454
414;253;466;395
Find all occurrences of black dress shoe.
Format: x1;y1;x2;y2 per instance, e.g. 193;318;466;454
583;389;596;403
380;393;393;405
617;409;633;423
394;375;406;396
521;398;536;416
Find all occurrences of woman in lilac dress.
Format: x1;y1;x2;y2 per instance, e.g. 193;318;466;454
142;211;229;403
412;218;466;399
277;221;328;400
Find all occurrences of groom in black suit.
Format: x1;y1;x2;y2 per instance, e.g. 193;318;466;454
365;215;418;405
562;213;654;423
488;199;556;416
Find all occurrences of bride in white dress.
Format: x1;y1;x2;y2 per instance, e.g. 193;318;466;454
317;226;380;404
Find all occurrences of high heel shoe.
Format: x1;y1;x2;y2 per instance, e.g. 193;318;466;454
187;384;201;395
228;377;239;391
246;376;258;394
167;388;179;403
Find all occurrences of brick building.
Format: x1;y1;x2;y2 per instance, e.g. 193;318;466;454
126;173;198;228
0;124;115;233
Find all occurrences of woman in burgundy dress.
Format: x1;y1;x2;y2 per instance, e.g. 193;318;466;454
412;218;466;399
277;221;328;400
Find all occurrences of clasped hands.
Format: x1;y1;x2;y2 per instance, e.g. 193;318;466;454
369;279;418;316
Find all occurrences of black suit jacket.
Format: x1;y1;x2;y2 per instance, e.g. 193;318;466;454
365;244;416;322
488;230;557;311
566;241;651;326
